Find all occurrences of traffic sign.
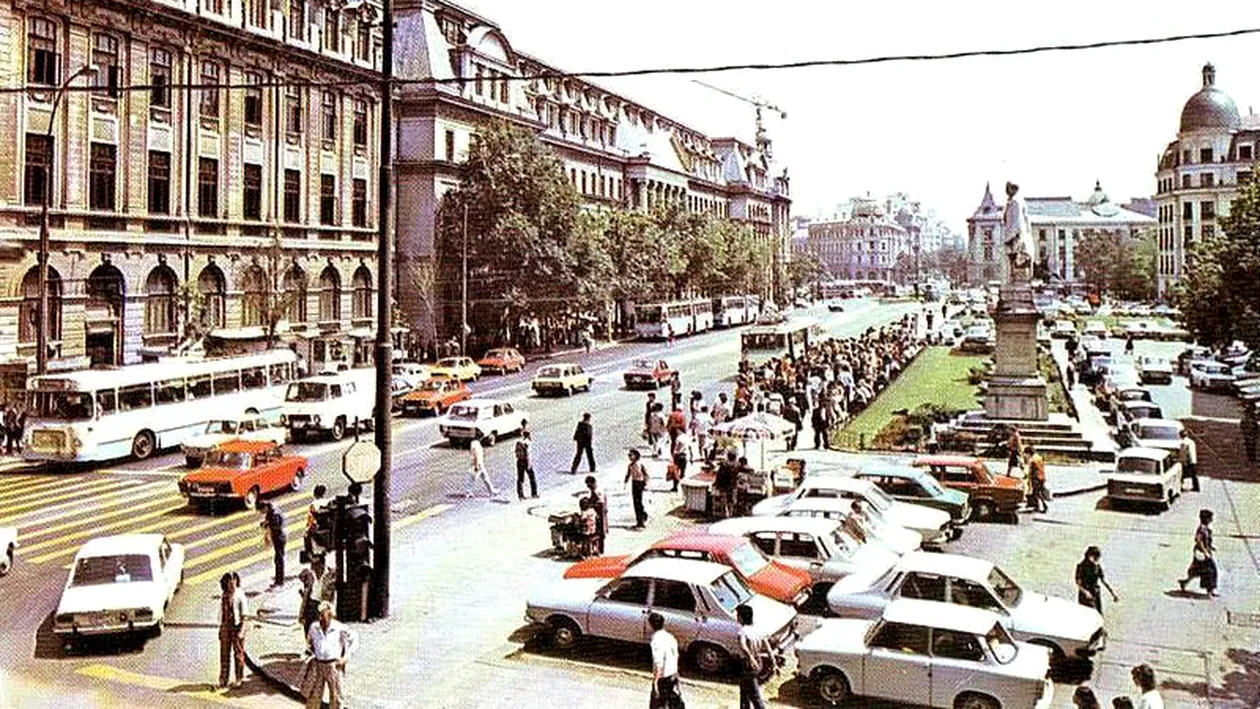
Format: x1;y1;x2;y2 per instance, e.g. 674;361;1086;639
342;440;382;484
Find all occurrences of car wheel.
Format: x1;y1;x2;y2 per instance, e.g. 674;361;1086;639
0;546;12;576
132;430;157;460
548;617;581;651
691;642;730;675
291;469;306;492
813;667;851;706
972;500;994;521
483;432;497;447
330;418;346;441
955;693;999;709
243;486;260;510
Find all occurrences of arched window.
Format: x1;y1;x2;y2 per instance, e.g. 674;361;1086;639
240;265;269;328
86;263;125;309
283;265;307;323
318;265;341;322
351;265;372;319
198;264;226;329
19;267;61;343
144;266;178;335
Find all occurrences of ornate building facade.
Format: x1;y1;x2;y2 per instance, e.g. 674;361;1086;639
805;198;909;282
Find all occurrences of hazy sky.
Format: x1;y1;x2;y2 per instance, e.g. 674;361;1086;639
456;0;1260;230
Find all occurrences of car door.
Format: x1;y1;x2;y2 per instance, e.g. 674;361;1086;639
649;579;703;647
893;572;948;603
778;532;825;579
864;621;932;706
255;448;280;492
947;577;1007;615
929;628;987;706
942;466;977;495
501;402;520;431
588;577;651;643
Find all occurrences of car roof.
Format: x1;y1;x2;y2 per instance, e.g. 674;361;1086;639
1133;418;1183;429
538;362;578;369
622;557;730;584
912;455;980;467
710;516;842;536
800;474;873;492
1118;447;1170;461
653;533;746;554
784;497;862;513
897;551;994;581
883;599;1006;635
216;439;279;453
854;465;926;481
77;534;165;557
1121;401;1160;410
451;398;508;407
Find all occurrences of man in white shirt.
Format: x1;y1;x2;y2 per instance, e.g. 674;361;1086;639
648;612;681;709
464;435;498;498
302;601;358;709
1180;429;1199;492
737;604;770;709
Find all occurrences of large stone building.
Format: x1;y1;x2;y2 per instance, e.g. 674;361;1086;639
0;0;384;382
392;0;791;344
966;182;1154;285
1155;63;1260;299
805;197;909;282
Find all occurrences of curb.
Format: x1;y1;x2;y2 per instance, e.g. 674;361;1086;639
530;336;639;361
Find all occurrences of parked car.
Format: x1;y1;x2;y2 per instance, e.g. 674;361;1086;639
849;466;971;529
778;498;925;555
1218;341;1253;366
1135;355;1174;385
1116;400;1164;431
531;363;594;397
1176;345;1215;376
437;399;528;447
430;356;482;382
959;326;995;354
54;534;185;642
1121;418;1184;453
181;413;287;468
398;377;471;417
1105;447;1183;511
477;347;526;374
282;370;375;441
1189;360;1236;391
1105;386;1153;420
796;599;1055;709
911;455;1025;521
708;517;900;598
826;551;1106;665
564;533;813;607
753;475;953;548
1083;320;1108;339
526;557;798;674
623;359;678;389
1050;320;1077;339
0;527;16;576
178;440;308;510
391;361;432;388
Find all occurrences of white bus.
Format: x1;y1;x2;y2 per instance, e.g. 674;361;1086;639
634;299;714;340
741;317;820;366
24;349;298;463
712;295;761;328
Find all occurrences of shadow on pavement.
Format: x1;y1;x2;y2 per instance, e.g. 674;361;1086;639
513;629;742;684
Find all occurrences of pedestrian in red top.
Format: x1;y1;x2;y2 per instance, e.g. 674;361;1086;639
666;405;686;449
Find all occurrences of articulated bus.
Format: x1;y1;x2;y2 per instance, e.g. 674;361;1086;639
634;299;714;340
712;295;762;328
24;349;298;463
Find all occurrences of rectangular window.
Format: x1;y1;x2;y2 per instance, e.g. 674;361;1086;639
1183;202;1194;221
247;0;267;27
28;18;59;86
352;178;367;227
1182;150;1192;164
289;0;306;40
1181;174;1191;189
324;8;340;52
1203;223;1215;239
89;143;117;211
322;91;337;142
284;169;301;222
200;61;220;118
244;72;263;127
198;158;218;217
1201;201;1215;220
1239;171;1252;185
119;384;153;411
148;151;171;214
204;0;223;14
1240;145;1253;161
244;164;263;220
353;100;368;147
150;48;172;108
475;65;484;96
1200;173;1215;188
24;134;53;207
356;20;370;61
286;84;303;135
213;372;240;395
1200;147;1214;163
445;129;455;162
320;175;337;225
92;34;120;98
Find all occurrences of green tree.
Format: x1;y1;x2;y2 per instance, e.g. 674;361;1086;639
1074;231;1155;301
1179;173;1260;348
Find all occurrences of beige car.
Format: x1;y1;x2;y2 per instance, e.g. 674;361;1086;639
531;363;593;396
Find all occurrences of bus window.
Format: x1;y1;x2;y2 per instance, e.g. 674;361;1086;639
97;389;117;416
270;363;291;385
119;384;154;411
30;391;94;420
155;379;187;405
189;375;212;400
639;306;663;322
213;372;240;396
241;367;266;390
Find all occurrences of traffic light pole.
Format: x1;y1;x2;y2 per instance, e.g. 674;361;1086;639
371;0;394;620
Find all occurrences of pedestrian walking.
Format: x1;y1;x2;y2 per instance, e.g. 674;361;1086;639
624;448;649;530
690;405;712;461
465;435;498;497
1026;443;1048;513
781;398;801;451
648;612;683;709
3;406;16;455
1074;546;1119;615
1066;361;1077;390
648;403;668;459
1007;426;1024;476
1131;664;1164;709
584;475;609;554
515;430;538;500
811;401;831;450
304;485;329;560
571;412;595;474
257;501;287;588
670;431;689;492
666;323;675;348
1073;686;1102;709
1179;429;1199;492
1125;335;1135;356
1178;509;1218;597
643;392;658;443
298;566;319;632
711;392;730;427
301;601;358;709
713;452;737;519
666;405;686;449
737;604;771;709
218;572;247;689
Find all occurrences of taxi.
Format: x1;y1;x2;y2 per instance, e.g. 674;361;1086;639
178;440;308;510
477;347;526;374
398;377;472;417
430;356;482;382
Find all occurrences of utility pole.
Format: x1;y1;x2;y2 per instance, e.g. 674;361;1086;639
370;0;394;620
460;202;468;355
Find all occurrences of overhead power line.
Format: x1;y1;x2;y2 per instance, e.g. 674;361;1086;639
6;25;1258;96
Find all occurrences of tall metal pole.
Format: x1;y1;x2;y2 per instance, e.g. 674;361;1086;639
460;202;468;355
371;0;394;620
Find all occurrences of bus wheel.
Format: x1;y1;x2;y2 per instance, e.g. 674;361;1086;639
132;431;157;460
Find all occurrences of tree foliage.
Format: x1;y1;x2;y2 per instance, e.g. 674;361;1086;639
1178;173;1260;348
1074;231;1156;301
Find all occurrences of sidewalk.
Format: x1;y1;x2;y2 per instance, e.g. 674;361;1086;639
1049;341;1118;459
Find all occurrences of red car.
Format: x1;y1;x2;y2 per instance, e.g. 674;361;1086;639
178;440;308;510
623;359;677;390
564;532;811;607
477;347;526;374
912;454;1026;520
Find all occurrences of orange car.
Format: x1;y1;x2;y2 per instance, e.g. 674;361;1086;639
178;440;307;510
912;454;1026;521
477;347;526;374
398;377;471;417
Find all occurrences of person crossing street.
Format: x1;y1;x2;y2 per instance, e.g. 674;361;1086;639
217;572;247;689
571;412;596;474
257;501;287;588
515;430;538;500
465;435;498;498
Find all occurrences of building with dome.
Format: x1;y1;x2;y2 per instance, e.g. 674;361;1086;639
966;182;1154;285
805;198;910;282
1155;63;1260;298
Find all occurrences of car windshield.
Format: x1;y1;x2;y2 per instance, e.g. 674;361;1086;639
447;405;480;422
206;451;253;469
27;391;94;421
538;366;563;378
71;554;154;586
1137;424;1180;440
988;566;1022;607
985;622;1019;664
632;360;653;370
917;474;947;496
708;571;754;613
286;382;327;402
864;486;894;511
204;420;240;435
485;350;510;358
726;542;770;577
1117;457;1160;475
437;358;462;368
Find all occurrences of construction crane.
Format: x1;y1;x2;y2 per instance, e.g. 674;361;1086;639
691;79;787;123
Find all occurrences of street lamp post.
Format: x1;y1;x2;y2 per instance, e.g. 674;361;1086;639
36;65;95;375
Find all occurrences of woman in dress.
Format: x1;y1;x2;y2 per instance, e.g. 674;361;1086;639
1178;509;1218;597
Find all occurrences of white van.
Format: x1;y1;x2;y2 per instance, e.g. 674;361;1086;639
281;370;375;441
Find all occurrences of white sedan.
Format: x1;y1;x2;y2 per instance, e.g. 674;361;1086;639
754;475;954;547
181;414;288;467
0;527;16;576
54;534;185;641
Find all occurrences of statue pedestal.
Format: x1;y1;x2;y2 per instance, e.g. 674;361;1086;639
984;283;1048;422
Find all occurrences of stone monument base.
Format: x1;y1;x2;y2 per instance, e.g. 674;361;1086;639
984;376;1048;421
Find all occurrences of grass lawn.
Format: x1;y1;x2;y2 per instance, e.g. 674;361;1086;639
841;347;986;443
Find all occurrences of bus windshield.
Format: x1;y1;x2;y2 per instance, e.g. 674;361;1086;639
28;391;94;421
639;306;664;323
286;382;328;402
